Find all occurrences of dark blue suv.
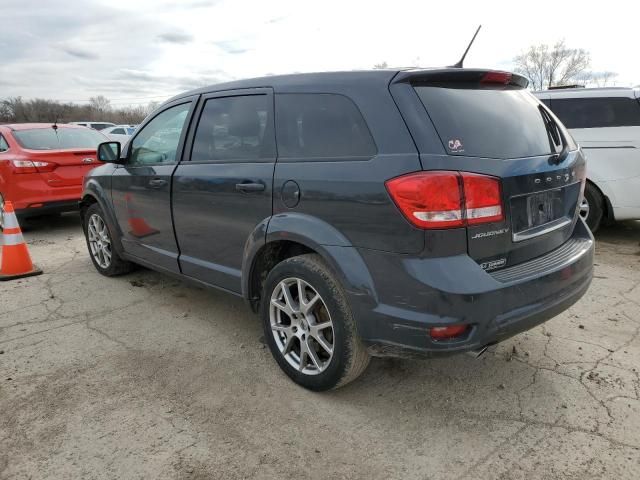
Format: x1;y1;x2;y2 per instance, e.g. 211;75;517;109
81;68;594;390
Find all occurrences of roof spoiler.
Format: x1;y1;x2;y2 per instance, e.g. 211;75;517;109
391;69;529;88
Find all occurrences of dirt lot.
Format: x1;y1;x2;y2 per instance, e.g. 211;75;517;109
1;214;639;480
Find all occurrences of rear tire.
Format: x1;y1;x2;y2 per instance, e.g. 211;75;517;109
260;254;370;391
83;203;133;276
580;182;604;233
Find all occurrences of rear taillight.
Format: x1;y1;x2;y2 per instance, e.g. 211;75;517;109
462;173;504;225
385;171;503;229
11;160;57;174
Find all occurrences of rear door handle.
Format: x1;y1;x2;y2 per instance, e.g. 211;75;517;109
235;182;265;193
148;178;167;188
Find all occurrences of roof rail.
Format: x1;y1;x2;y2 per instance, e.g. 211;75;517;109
548;85;585;90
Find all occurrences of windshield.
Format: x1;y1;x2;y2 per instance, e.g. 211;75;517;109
13;127;106;150
414;84;569;159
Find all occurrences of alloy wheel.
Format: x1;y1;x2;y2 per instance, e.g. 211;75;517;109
579;197;590;220
269;277;335;375
87;213;112;269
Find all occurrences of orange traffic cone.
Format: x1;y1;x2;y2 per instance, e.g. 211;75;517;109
124;193;158;238
0;201;42;281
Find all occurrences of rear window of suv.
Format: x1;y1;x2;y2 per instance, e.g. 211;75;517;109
13;128;106;150
549;97;640;129
275;93;376;159
414;84;563;159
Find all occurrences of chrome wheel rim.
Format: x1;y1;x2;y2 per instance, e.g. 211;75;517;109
579;197;590;220
88;213;112;269
269;277;334;375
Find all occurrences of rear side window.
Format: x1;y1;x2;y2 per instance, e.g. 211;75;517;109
191;95;275;162
0;135;9;152
13;128;106;150
111;128;126;135
414;84;559;159
550;97;640;129
275;93;376;159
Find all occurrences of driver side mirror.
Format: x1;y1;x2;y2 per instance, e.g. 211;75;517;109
97;141;123;163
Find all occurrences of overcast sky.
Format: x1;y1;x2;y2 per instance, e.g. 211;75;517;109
1;0;637;106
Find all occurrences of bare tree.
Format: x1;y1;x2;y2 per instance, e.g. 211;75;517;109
89;95;111;114
0;96;154;125
514;40;591;90
589;71;619;87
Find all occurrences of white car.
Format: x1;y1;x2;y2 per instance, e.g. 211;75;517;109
535;87;640;231
101;125;137;146
69;121;116;131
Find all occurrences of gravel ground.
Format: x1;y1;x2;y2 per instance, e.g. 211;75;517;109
1;214;639;480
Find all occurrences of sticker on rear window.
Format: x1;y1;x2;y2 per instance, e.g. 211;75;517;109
448;138;464;153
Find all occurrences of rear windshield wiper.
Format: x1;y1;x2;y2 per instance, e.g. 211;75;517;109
538;105;569;164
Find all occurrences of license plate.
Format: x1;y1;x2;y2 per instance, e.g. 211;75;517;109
526;189;562;229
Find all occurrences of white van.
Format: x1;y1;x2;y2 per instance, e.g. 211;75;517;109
535;87;640;231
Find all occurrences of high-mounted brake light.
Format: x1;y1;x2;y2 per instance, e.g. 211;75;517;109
481;71;512;84
11;159;57;174
385;171;503;229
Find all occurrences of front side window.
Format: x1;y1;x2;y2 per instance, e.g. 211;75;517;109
0;135;9;152
130;103;190;165
12;127;106;150
191;95;275;162
550;97;640;129
275;93;376;159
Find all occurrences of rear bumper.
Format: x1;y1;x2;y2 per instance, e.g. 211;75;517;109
350;219;594;358
15;200;80;217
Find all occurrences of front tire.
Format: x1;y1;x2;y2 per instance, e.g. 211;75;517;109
260;254;370;391
580;182;604;232
83;203;133;276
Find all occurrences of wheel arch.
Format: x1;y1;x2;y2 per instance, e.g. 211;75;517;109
80;180;125;254
242;213;378;314
586;177;615;223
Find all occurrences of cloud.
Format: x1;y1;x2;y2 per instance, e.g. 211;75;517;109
213;40;250;55
60;45;99;60
157;32;193;44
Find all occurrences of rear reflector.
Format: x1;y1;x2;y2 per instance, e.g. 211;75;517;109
430;325;469;340
481;71;512;84
385;171;503;229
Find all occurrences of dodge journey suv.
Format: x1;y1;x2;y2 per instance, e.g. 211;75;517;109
81;69;594;391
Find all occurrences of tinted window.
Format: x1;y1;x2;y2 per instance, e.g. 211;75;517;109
414;85;561;159
111;128;126;135
550;97;640;129
12;128;106;150
0;135;9;152
91;123;112;131
275;93;376;159
191;95;274;162
130;103;190;165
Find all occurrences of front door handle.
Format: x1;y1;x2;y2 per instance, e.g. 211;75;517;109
148;178;167;188
235;182;265;193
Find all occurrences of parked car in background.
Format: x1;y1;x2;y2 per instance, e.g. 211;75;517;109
0;124;106;219
69;121;116;131
535;87;640;231
81;69;593;390
101;125;136;146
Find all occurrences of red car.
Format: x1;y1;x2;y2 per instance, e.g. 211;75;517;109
0;123;107;218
